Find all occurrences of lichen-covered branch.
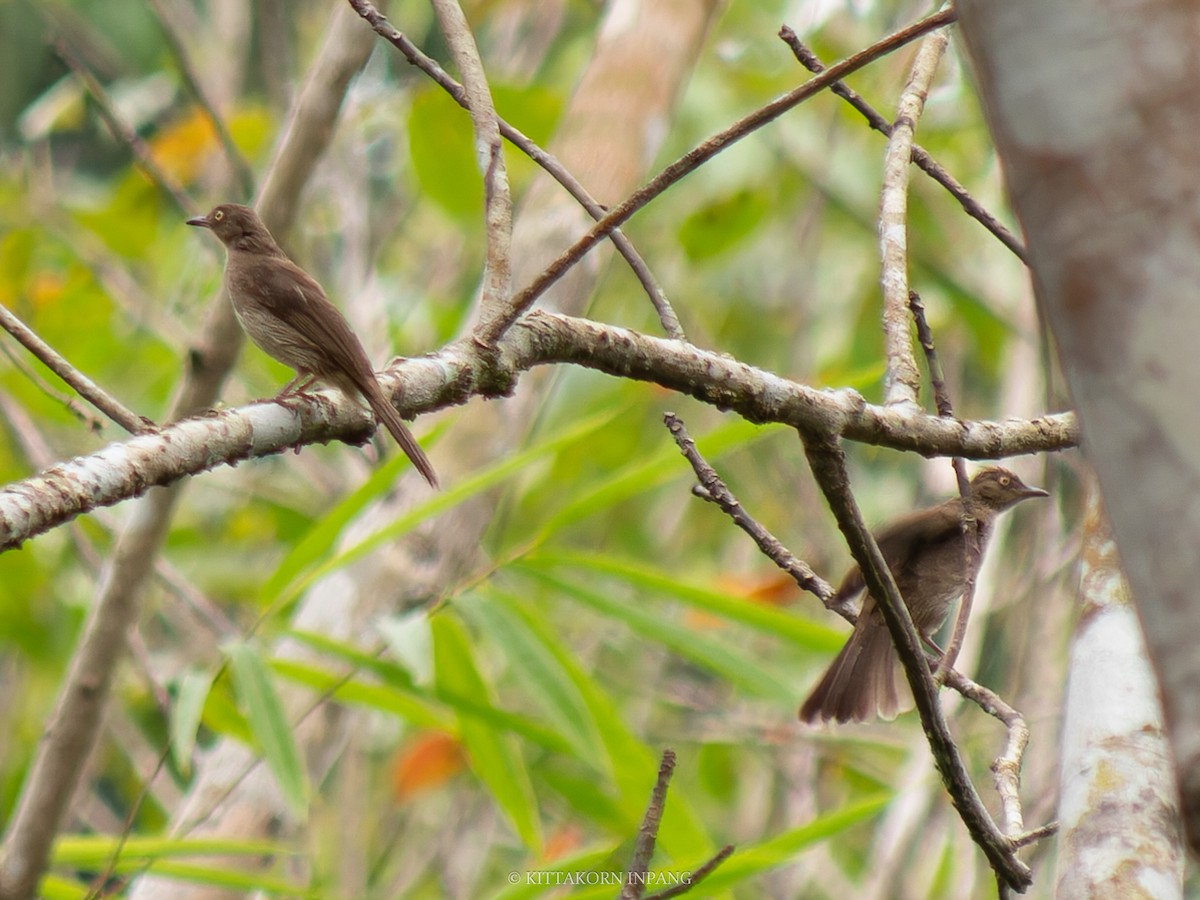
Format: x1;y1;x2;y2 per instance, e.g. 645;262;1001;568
0;310;1076;552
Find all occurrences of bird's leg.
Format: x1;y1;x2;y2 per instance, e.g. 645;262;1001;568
266;374;319;454
266;373;318;424
275;373;318;398
921;634;951;684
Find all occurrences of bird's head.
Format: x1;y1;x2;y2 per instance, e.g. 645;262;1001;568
187;204;277;253
969;467;1049;511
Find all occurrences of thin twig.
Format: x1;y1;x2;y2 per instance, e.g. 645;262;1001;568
779;28;1027;263
621;749;676;900
86;745;172;900
146;0;256;199
663;412;838;609
0;302;155;435
938;457;977;681
910;290;1032;845
1011;821;1058;849
345;0;686;340
907;290;977;681
644;844;735;900
53;39;195;216
0;342;105;432
428;0;513;328
907;290;954;419
472;6;958;346
879;29;948;409
801;435;1031;893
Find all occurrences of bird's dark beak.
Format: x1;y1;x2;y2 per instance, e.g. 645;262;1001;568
186;215;210;228
1020;485;1050;500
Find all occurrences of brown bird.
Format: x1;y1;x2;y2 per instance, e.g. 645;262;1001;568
799;467;1047;724
188;204;437;488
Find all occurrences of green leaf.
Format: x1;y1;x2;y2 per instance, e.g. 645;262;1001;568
431;612;543;850
224;640;309;819
197;678;254;746
689;794;889;891
277;630;572;753
532;417;775;544
266;405;625;611
460;590;602;763
270;658;451;732
260;434;444;604
523;552;843;652
53;834;290;866
284;628;418;689
513;569;795;702
376;609;435;686
463;592;714;858
48;835;307;896
169;666;214;776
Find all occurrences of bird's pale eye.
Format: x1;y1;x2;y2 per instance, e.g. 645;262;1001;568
999;476;1010;486
213;210;225;221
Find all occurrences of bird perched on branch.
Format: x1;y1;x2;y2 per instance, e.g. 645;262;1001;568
799;467;1047;724
188;203;437;488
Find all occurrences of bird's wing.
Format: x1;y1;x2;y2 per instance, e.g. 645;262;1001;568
246;256;377;382
831;501;962;603
872;502;963;570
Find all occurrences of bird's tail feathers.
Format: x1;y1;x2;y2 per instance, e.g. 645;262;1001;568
799;621;908;724
358;379;439;488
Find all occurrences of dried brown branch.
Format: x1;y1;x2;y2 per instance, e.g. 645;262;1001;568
907;290;1041;858
473;6;958;346
346;0;685;340
0;302;155;435
907;290;977;681
0;341;105;433
779;28;1027;263
428;0;513;326
621;750;676;900
879;29;948;410
644;845;734;899
620;749;734;900
663;411;837;609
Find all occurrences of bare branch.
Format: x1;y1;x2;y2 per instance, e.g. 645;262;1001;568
779;28;1027;263
427;0;513;326
473;6;958;346
663;412;836;607
0;302;155;435
0;312;1077;551
879;29;948;410
643;845;734;900
621;749;675;900
907;291;978;682
346;0;685;339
